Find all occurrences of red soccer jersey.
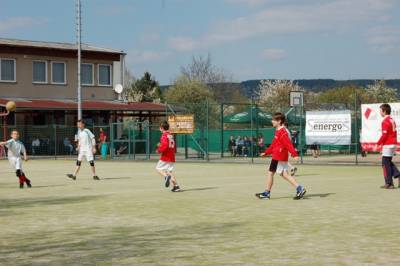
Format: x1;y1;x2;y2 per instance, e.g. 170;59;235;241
157;131;176;162
264;127;298;161
377;115;397;146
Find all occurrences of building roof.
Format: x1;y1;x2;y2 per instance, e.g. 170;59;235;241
0;98;167;112
0;38;124;55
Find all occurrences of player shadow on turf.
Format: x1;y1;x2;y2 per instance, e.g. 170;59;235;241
32;184;68;188
102;177;132;180
272;193;335;200
0;195;105;209
1;222;243;264
180;186;219;192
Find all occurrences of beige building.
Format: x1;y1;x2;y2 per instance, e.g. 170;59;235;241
0;38;125;101
0;38;167;127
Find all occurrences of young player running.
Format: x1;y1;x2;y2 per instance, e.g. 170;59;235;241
0;130;32;189
67;120;99;181
256;113;306;200
156;121;181;192
374;104;400;189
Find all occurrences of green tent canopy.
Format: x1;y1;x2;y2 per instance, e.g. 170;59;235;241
223;107;272;126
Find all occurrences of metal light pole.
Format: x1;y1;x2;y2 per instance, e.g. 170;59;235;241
76;0;82;120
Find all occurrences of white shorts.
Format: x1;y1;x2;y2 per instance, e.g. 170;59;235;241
156;160;174;172
78;151;94;162
276;161;289;174
8;156;22;170
382;145;397;157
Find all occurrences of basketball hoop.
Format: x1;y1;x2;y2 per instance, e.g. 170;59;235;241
290;91;304;107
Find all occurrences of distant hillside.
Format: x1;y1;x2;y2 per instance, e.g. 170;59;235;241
161;79;400;100
239;79;400;98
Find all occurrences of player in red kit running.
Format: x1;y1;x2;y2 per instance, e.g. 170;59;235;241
156;121;181;192
374;104;400;189
256;113;306;200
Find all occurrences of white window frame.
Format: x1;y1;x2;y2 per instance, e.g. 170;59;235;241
81;63;94;86
98;64;112;86
51;61;67;85
0;58;17;83
32;60;48;84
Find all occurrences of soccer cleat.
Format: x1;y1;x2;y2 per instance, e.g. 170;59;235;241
294;186;307;200
255;191;270;199
25;179;32;188
67;174;76;180
380;184;395;189
93;176;100;180
19;183;24;189
171;185;181;192
164;175;171;188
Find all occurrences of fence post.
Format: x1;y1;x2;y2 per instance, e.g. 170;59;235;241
206;100;210;162
354;90;359;165
299;106;304;164
54;125;57;160
250;101;254;163
220;103;224;158
146;120;150;160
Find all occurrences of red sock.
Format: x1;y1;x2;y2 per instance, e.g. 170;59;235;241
18;176;24;185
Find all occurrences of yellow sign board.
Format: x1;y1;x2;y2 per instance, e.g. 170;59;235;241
168;115;195;134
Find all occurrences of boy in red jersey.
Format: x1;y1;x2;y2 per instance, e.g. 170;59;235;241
256;113;306;200
156;121;181;192
373;104;400;189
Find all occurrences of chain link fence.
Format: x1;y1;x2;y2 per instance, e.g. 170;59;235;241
0;95;390;165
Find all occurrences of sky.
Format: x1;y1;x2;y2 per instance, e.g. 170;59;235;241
1;0;399;85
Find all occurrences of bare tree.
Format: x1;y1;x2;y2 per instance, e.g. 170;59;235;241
180;53;228;84
122;68;135;102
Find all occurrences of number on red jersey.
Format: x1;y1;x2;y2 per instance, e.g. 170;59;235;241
167;134;175;148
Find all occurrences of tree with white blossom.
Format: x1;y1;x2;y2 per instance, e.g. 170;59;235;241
257;79;304;112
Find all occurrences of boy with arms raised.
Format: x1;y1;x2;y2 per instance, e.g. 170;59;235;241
156;121;181;192
67;120;100;180
256;113;306;200
0;130;32;188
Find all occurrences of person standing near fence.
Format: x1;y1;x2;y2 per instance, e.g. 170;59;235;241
374;104;400;189
228;135;236;156
99;128;108;160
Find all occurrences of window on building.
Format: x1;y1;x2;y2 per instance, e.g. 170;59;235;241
33;61;47;83
81;63;94;85
0;59;16;82
51;62;66;84
98;64;111;86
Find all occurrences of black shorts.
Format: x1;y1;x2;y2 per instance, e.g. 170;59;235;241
269;159;278;172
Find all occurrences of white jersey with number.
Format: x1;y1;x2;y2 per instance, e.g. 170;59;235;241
5;139;26;170
77;128;95;152
5;139;25;158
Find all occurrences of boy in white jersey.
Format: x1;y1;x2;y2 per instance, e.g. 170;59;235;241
67;120;99;180
0;130;32;188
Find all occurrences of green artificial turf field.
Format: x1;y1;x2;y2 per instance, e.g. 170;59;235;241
1;160;399;265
